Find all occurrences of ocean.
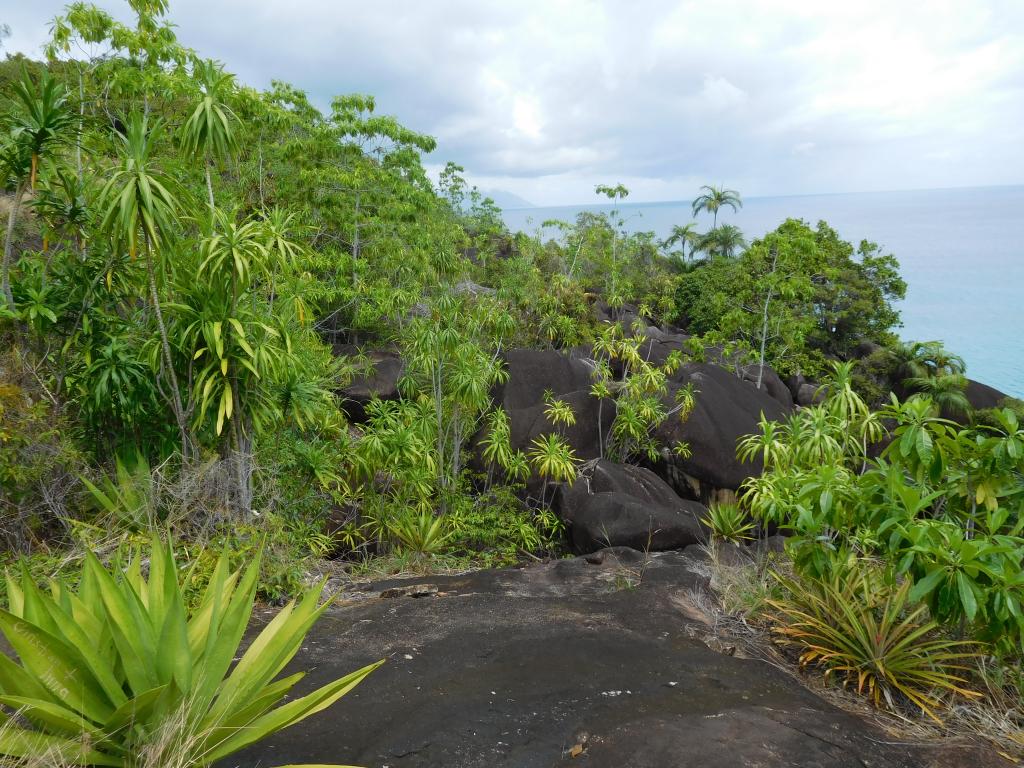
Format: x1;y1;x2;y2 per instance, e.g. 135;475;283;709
503;185;1024;399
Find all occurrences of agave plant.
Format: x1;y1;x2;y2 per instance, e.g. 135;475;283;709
388;510;453;557
0;538;380;766
768;563;980;722
702;502;756;544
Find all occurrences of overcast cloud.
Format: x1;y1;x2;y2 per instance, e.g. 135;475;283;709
4;0;1023;205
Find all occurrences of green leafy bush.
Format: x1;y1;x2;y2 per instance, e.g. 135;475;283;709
0;536;380;766
387;510;454;558
448;486;564;566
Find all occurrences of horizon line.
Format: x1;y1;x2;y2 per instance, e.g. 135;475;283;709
501;181;1024;211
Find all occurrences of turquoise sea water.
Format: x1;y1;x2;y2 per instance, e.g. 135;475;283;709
503;186;1024;398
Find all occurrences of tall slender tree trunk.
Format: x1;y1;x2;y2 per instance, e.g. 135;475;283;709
205;160;215;223
76;70;85;184
232;394;254;517
352;192;361;286
144;238;189;457
257;130;265;209
1;179;27;311
755;247;779;391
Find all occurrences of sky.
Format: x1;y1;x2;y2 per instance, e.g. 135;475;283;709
3;0;1024;206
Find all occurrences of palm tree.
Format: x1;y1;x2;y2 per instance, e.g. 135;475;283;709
883;340;966;395
920;343;966;378
691;185;742;229
695;224;745;259
180;59;237;219
2;68;74;310
883;341;931;385
97;113;189;455
907;374;971;418
662;222;699;262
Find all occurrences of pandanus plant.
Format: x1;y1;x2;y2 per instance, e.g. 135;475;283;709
0;538;380;767
96;113;189;455
2;67;74;310
180;59;237;218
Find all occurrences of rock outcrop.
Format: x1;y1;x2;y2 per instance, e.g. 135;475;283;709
336;347;405;422
740;363;794;408
476;349;611;493
653;362;790;502
556;459;708;553
237;552;1000;768
965;378;1014;411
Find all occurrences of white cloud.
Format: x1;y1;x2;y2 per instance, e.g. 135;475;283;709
6;0;1024;205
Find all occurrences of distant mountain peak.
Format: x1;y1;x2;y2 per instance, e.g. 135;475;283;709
481;189;535;210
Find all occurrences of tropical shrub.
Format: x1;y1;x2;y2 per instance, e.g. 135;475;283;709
387;510;453;558
447;486;564;566
702;502;755;544
0;537;380;766
768;560;980;722
739;361;1024;694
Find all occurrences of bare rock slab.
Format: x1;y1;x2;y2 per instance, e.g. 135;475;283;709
235;551;999;768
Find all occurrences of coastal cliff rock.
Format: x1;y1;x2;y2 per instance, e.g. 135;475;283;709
473;348;611;493
336;346;405;423
965;378;1013;410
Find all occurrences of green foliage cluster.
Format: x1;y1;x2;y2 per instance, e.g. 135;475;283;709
768;558;979;722
675;219;906;378
736;362;1024;718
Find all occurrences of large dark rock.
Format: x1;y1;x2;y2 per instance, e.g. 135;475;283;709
336;347;405;422
556;459;708;553
476;349;612;492
785;372;825;406
496;348;596;411
235;553;999;768
740;363;794;408
796;381;825;406
593;298;640;330
636;325;692;368
965;378;1014;411
654;363;790;500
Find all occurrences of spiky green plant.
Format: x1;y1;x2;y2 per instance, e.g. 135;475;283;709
0;537;380;766
388;510;452;557
768;564;980;722
702;502;756;544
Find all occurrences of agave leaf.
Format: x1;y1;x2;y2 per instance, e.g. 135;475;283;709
190;554;260;717
36;588;128;708
0;651;54;702
3;570;24;616
209;581;331;721
0;695;106;739
202;660;382;763
214;671;305;730
102;684;171;732
85;551;158;694
0;609;114;722
0;718;122;766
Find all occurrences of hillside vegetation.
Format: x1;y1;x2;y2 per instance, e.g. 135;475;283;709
1;1;1023;764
